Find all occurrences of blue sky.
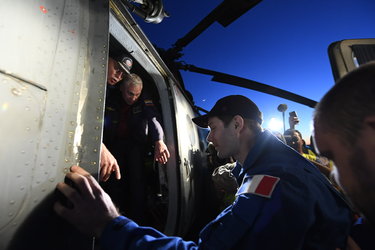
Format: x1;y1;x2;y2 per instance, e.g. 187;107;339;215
136;0;375;143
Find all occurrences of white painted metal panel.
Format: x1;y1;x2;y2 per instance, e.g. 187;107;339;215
0;0;109;248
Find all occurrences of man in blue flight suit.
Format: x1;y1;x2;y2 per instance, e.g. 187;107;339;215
102;72;170;222
54;95;352;249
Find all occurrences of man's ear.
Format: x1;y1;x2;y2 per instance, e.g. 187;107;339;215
233;115;244;131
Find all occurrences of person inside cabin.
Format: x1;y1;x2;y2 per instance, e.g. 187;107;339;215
102;72;170;223
99;52;133;182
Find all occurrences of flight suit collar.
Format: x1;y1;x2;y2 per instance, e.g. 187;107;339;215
239;130;274;180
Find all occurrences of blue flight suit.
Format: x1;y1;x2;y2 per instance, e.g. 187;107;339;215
100;130;352;249
103;85;164;147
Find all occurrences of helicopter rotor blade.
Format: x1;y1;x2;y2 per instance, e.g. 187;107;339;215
168;0;262;59
180;64;317;108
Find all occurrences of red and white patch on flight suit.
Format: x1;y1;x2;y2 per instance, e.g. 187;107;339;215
237;175;280;198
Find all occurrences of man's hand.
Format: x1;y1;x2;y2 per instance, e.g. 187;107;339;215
100;143;121;182
288;115;299;130
54;166;120;238
154;140;170;164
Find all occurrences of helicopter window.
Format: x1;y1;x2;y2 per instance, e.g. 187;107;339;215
351;44;375;67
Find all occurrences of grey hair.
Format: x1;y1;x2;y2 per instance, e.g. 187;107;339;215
122;73;143;88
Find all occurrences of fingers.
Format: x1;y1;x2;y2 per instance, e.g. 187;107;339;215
54;179;84;218
160;152;167;164
99;164;109;181
54;200;64;215
65;172;95;200
164;148;170;159
108;161;121;180
56;181;79;203
115;164;121;179
84;173;106;197
155;149;170;164
101;161;121;182
71;165;90;176
102;167;111;182
155;151;162;163
54;167;120;238
156;156;163;164
98;147;121;182
161;155;167;164
99;144;120;181
57;169;106;203
53;189;78;219
154;140;170;164
54;200;70;219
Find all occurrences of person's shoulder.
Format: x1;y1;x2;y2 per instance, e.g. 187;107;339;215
236;174;280;199
106;88;122;107
139;93;155;107
143;98;155;107
260;133;307;165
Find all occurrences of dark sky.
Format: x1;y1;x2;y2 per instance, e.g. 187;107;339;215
136;0;375;141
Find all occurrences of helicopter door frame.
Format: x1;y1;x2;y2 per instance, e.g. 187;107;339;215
109;0;208;236
109;3;182;235
328;38;375;82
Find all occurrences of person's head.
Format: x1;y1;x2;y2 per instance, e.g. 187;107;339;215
119;73;143;105
193;95;262;162
107;53;133;86
313;61;375;225
284;129;304;153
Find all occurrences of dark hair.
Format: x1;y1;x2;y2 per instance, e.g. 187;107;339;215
192;95;262;128
284;129;302;139
217;115;262;134
314;61;375;146
216;115;234;127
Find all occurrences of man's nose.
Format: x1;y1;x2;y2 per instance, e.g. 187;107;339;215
206;132;212;143
116;71;124;79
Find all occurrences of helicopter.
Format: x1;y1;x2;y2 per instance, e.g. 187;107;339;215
0;0;374;249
